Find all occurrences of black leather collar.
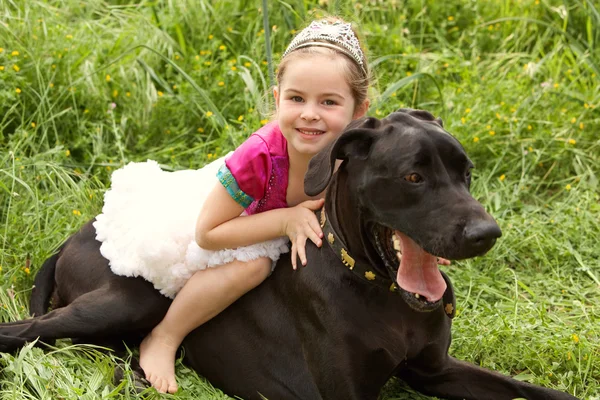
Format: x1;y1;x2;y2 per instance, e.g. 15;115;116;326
318;207;456;319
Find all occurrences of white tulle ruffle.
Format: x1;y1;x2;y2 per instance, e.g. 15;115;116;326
93;157;289;299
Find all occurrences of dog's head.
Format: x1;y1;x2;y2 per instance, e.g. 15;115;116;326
305;108;501;311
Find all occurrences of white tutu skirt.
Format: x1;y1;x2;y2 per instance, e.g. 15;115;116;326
93;157;289;299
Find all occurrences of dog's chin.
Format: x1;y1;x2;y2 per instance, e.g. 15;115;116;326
373;225;445;313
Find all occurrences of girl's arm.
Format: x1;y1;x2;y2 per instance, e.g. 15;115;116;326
196;183;323;268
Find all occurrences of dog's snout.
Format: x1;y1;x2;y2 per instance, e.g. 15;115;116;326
463;220;502;254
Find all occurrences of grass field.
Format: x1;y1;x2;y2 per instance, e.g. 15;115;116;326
0;0;598;398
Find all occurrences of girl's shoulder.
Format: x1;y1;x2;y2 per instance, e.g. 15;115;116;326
248;121;287;158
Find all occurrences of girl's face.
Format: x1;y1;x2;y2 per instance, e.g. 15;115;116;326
274;53;368;160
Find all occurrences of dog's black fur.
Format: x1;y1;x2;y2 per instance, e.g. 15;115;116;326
0;110;576;400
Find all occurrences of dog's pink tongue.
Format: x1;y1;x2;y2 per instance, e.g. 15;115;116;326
395;231;447;302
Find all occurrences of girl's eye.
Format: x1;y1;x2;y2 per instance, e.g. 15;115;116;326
323;99;336;106
291;96;303;102
404;173;422;183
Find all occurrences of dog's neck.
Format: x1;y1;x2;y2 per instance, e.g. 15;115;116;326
326;169;386;274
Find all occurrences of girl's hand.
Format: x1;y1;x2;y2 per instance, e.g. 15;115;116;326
437;257;451;266
284;198;325;270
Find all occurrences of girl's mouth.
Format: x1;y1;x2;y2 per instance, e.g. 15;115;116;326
297;128;325;136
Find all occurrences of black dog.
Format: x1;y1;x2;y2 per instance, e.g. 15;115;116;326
0;109;576;400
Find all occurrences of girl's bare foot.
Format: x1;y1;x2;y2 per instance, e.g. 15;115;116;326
139;328;179;394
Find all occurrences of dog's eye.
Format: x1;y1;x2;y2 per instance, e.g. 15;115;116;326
465;170;472;179
404;173;422;183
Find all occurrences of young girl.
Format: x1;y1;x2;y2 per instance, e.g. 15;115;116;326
93;18;371;393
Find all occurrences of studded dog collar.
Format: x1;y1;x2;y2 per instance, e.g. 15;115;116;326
318;207;456;319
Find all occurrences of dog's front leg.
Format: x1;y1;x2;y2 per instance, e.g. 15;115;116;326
398;355;578;400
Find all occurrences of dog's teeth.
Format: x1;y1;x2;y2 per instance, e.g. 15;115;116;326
393;239;401;251
415;293;420;299
396;251;402;262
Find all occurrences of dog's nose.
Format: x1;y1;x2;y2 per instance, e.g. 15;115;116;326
463;221;502;254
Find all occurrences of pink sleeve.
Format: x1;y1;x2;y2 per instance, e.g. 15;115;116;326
218;134;271;208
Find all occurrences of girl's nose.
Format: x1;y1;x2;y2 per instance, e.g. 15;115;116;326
301;104;320;121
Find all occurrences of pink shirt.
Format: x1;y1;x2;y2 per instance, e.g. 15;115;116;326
217;122;289;214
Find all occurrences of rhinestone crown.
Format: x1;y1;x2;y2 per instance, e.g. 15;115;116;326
282;20;366;74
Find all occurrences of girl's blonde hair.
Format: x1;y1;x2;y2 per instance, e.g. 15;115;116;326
276;17;371;112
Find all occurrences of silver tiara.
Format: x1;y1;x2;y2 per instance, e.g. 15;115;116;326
282;20;366;74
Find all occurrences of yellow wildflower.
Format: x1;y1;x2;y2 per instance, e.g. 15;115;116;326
24;267;30;275
579;122;584;130
238;115;244;121
527;125;532;130
0;48;3;53
204;61;211;66
219;45;226;50
461;117;466;124
465;108;471;113
447;16;454;21
66;34;73;39
208;34;214;39
106;74;111;82
15;88;21;94
565;184;571;191
218;81;225;86
72;209;81;216
568;139;576;145
231;66;237;71
553;83;559;88
197;127;204;133
12;50;19;56
65;149;70;156
570;117;576;123
244;62;251;67
572;334;579;344
13;64;20;72
157;91;163;97
49;83;54;88
0;66;4;71
499;174;505;181
31;122;36;128
113;89;118;97
126;92;131;97
260;119;269;125
206;111;213;117
489;130;495;136
473;137;479;143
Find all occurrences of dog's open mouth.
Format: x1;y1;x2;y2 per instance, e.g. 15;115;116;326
376;227;447;312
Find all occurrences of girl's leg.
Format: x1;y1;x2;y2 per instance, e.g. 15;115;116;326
139;257;272;393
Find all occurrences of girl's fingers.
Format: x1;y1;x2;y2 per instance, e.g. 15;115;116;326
297;236;308;266
306;227;322;247
291;243;297;270
303;198;325;211
308;217;323;239
437;257;451;265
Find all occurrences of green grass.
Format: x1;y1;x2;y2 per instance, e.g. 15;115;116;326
0;0;598;398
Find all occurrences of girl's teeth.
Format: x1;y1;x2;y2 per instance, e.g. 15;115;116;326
299;129;323;135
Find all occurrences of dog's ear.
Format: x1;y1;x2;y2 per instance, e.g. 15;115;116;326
304;117;379;196
395;108;443;128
